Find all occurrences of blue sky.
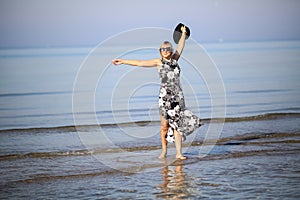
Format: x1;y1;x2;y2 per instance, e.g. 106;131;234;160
0;0;299;48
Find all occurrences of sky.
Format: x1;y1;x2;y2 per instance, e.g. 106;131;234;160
0;0;300;48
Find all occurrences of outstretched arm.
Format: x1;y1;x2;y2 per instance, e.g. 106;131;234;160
173;26;187;61
112;58;161;67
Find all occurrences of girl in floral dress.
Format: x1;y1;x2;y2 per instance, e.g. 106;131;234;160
113;26;202;159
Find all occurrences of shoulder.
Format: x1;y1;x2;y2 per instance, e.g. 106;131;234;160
153;58;162;66
154;58;162;64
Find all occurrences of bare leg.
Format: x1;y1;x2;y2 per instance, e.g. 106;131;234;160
174;130;187;160
159;115;168;159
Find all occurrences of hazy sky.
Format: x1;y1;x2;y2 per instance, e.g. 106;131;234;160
0;0;299;47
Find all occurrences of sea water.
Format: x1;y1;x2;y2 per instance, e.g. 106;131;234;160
0;40;299;199
0;41;299;130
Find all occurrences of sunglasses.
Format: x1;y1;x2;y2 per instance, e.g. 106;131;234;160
159;47;172;52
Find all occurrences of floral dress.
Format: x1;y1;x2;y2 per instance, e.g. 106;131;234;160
158;58;202;143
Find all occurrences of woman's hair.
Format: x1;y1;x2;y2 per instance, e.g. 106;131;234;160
160;41;174;51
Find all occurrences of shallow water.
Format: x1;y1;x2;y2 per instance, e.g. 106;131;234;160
4;153;300;199
0;115;300;199
1;131;299;199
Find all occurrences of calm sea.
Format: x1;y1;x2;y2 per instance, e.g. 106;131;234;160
0;40;299;130
0;40;299;199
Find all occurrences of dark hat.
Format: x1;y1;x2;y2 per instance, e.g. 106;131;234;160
173;23;191;44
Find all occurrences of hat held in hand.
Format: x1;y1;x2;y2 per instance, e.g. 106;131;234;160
173;23;191;44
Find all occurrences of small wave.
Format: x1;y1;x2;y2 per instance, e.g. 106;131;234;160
215;112;300;123
0;149;94;160
1;131;299;161
3;168;122;185
0;91;71;98
233;89;291;94
0;112;299;133
0;146;161;161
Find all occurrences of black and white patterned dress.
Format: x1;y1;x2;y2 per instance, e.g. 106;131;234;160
158;58;202;142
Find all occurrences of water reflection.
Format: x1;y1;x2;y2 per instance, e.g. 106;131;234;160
156;160;191;199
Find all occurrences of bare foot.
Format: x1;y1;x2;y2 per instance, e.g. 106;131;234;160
176;155;187;160
159;151;167;159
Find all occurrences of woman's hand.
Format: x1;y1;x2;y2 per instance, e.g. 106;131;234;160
112;59;123;65
181;25;187;34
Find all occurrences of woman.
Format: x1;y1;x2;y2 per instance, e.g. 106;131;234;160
112;26;202;160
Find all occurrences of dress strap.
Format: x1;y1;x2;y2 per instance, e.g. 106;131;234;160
161;58;173;64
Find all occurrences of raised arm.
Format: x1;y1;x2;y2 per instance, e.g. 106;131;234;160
172;26;187;61
112;58;161;67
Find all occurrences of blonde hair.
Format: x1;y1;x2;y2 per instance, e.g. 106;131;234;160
160;41;173;50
